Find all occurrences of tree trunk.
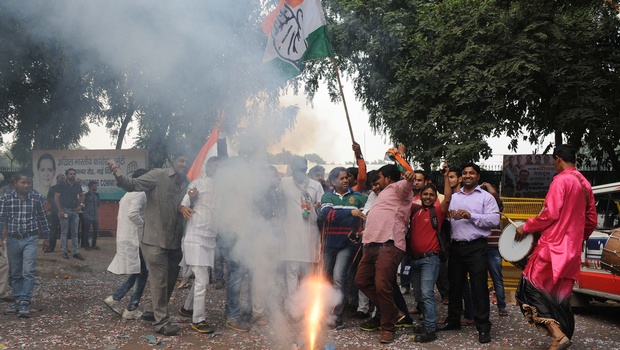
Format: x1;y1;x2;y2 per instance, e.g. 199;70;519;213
114;108;135;150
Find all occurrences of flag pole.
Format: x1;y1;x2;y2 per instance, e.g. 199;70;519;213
332;58;355;144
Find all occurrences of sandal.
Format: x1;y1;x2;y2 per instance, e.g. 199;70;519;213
548;335;572;350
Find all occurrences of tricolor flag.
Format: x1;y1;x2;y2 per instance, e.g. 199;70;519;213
262;0;334;80
187;125;236;180
187;125;220;180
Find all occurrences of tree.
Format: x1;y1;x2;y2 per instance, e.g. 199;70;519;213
305;0;620;175
1;1;299;168
0;2;100;164
304;153;326;164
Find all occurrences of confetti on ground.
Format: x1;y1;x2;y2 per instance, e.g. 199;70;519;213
0;238;619;349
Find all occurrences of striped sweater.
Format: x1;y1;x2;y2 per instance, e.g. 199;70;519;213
320;188;367;249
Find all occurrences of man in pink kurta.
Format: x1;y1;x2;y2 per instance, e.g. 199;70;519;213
515;144;596;350
355;164;415;344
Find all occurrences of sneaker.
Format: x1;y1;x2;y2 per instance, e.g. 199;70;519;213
122;308;143;320
225;320;250;332
254;314;268;326
156;323;181;336
191;320;215;333
359;317;381;332
327;317;344;329
18;301;31;318
73;253;85;260
62;252;69;259
178;307;193;318
3;302;18;315
92;245;101;250
499;308;508;317
379;330;394;343
395;316;414;328
104;296;124;315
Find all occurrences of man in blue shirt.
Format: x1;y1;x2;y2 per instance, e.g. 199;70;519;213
0;171;51;318
439;163;500;344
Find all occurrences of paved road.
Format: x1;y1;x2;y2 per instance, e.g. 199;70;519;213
0;237;618;349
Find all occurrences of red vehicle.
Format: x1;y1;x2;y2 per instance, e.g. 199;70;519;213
571;182;620;306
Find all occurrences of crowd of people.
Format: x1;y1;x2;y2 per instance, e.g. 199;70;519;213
0;142;594;350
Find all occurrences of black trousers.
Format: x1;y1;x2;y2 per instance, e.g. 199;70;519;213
48;213;61;251
446;238;491;333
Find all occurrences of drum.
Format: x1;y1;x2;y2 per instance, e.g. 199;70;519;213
601;229;620;275
498;221;533;270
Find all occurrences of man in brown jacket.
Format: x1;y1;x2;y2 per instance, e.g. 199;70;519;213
108;153;190;336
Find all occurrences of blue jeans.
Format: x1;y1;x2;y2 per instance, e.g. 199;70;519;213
214;234;225;282
83;218;99;247
411;254;441;331
60;209;80;254
487;248;506;309
221;234;250;322
113;249;149;311
7;235;39;303
225;258;251;321
323;244;356;320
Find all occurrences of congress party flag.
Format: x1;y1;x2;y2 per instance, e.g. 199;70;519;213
262;0;334;80
187;125;220;181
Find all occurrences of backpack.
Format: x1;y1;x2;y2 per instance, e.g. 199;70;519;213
409;205;451;261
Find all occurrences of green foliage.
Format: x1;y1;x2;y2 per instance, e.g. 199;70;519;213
1;1;297;169
307;0;620;175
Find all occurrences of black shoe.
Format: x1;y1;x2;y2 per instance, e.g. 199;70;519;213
85;246;92;251
178;307;193;318
62;252;69;259
355;311;369;319
141;312;156;322
359;317;381;332
92;245;101;250
191;320;215;333
73;253;85;260
156;323;181;336
438;322;461;331
479;331;491;343
414;330;437;343
411;323;425;334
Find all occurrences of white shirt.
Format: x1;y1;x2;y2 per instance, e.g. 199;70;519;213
181;177;217;267
279;177;324;263
107;192;146;274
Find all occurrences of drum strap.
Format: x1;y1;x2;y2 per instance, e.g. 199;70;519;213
568;172;590;209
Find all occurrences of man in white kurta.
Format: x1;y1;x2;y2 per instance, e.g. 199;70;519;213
179;157;219;333
279;157;324;311
105;169;149;320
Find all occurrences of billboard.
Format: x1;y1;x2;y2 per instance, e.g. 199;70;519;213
501;154;555;198
32;149;148;200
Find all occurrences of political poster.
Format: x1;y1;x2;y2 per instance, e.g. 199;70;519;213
32;149;148;200
501;154;555;198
